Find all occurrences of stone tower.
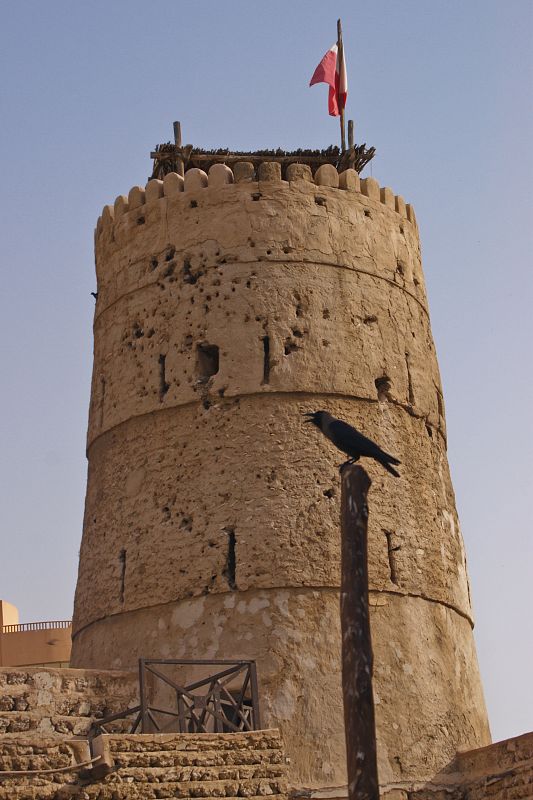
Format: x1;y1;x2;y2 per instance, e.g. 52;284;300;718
71;157;491;794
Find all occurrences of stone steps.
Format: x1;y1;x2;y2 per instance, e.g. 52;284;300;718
0;710;131;737
109;746;283;768
0;736;81;800
58;782;287;799
0;729;288;800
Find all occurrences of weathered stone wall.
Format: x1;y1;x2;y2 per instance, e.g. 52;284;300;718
71;163;490;791
383;731;533;800
0;666;137;737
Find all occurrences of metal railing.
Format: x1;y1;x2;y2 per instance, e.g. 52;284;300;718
90;658;261;738
1;620;71;634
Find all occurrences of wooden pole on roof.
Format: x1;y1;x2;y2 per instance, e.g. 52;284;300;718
173;121;184;177
337;19;346;152
348;119;355;170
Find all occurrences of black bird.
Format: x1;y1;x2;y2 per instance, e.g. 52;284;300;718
303;410;401;477
91;291;98;300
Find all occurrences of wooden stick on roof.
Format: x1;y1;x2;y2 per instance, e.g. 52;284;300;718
337;19;346;153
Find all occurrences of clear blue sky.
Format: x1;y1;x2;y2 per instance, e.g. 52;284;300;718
0;0;531;744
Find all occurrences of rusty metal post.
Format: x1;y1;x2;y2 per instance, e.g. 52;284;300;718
138;658;149;733
340;464;379;800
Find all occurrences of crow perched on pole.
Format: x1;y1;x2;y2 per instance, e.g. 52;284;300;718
303;411;401;477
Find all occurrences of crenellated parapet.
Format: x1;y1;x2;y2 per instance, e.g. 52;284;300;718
96;162;417;240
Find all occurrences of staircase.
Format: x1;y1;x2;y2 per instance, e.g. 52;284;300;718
0;730;288;799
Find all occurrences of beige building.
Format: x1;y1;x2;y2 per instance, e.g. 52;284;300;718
0;600;71;668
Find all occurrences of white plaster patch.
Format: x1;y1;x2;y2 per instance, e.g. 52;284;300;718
261;612;272;627
403;663;414;675
33;672;57;690
273;591;290;617
171;597;205;629
442;509;456;540
248;595;270;613
268;680;297;721
223;594;236;609
36;690;53;706
37;717;55;733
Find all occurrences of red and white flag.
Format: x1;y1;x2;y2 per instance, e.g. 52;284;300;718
309;44;347;117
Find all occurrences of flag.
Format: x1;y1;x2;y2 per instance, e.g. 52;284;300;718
309;44;347;117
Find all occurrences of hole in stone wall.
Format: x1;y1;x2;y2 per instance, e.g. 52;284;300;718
364;209;372;218
190;200;198;208
375;376;392;402
384;532;400;586
119;549;127;603
262;336;270;384
137;216;145;225
315;196;326;206
197;343;219;379
222;528;237;590
284;339;299;356
426;423;433;438
251;192;262;201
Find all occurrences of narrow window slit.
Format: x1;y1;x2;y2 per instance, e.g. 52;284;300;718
262;336;270;384
158;354;169;399
222;528;237;590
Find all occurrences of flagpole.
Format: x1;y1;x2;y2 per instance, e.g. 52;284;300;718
337;18;346;152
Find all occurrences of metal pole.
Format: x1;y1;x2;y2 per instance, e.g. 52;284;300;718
249;660;262;730
337;19;346;152
173;120;184;177
340;464;379;800
138;658;149;733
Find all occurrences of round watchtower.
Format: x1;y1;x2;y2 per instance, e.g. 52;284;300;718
71;158;490;793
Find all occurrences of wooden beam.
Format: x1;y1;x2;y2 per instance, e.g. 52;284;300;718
340;464;379;800
173;120;184;177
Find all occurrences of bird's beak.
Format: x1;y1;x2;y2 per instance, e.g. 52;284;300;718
302;412;315;423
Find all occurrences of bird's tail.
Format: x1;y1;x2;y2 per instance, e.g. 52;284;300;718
382;460;401;478
382;450;400;466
